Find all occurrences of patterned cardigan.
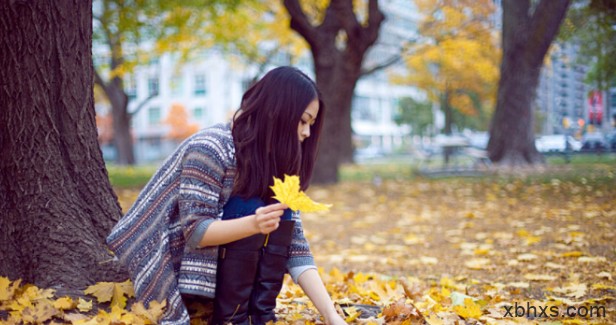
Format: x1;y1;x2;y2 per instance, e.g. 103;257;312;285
106;123;315;325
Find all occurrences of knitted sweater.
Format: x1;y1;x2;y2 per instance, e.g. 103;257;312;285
106;123;315;325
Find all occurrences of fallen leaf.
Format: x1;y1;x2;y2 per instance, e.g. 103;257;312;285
53;296;75;310
524;274;557;281
84;280;134;308
453;298;482;319
77;298;93;312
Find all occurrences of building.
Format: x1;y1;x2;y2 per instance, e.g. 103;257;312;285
96;1;422;164
535;42;591;136
351;0;421;154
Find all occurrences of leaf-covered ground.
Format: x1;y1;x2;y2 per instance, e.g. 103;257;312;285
1;163;614;324
294;166;615;324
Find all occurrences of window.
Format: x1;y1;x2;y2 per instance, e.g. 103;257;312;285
148;107;161;125
170;75;183;97
194;74;206;96
352;95;373;121
148;77;159;97
193;107;204;121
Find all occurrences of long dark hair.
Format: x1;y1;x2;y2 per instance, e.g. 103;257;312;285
231;66;324;202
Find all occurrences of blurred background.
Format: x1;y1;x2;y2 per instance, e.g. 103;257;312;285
92;0;616;178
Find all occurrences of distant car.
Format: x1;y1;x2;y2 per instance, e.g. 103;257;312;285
354;146;384;161
535;135;582;153
581;132;608;152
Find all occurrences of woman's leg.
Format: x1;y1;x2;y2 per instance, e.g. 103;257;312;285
211;196;266;325
248;218;296;324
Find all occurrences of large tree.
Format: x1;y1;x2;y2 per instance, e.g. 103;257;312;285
487;0;571;165
0;0;124;290
284;0;385;183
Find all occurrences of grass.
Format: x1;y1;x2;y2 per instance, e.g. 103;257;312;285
106;164;158;189
106;153;616;189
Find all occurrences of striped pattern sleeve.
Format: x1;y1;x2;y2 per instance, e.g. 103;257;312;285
179;138;227;248
286;211;315;270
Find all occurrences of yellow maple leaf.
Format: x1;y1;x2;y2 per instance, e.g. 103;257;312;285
453;298;482;319
344;306;361;322
132;299;167;324
21;299;57;324
84;280;134;308
270;175;332;212
77;298;93;312
0;276;13;301
74;309;112;325
53;296;75;310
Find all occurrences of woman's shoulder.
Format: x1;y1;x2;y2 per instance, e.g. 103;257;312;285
192;123;231;139
184;123;234;161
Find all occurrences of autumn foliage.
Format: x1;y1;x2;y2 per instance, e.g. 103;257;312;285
399;0;500;130
2;164;614;324
164;103;199;142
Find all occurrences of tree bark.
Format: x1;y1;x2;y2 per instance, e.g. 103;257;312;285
0;0;126;289
285;0;384;183
487;0;571;166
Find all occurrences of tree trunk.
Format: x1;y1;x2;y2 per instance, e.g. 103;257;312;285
0;0;126;289
285;0;384;184
488;0;571;166
488;54;544;165
94;62;135;166
106;78;135;166
313;54;360;182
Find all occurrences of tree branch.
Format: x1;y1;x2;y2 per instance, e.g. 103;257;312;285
364;0;385;46
526;0;571;65
93;67;108;92
129;93;157;117
330;0;361;44
283;0;318;47
360;54;401;77
250;45;284;85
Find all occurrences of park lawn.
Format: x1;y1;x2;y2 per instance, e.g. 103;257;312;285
114;160;614;323
2;161;612;324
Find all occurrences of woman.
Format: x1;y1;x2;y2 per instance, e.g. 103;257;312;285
106;66;346;325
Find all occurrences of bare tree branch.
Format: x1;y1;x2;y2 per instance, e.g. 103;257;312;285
129;93;157;117
360;54;402;77
93;67;107;91
283;0;318;47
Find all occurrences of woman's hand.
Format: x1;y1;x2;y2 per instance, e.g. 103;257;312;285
253;203;287;234
324;312;347;325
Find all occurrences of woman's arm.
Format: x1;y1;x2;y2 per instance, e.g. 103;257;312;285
198;203;287;246
297;268;347;325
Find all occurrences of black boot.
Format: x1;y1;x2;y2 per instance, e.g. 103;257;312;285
211;233;266;325
249;220;296;324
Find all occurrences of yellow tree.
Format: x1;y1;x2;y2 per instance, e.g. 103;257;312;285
203;0;309;82
401;0;500;135
164;104;200;142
